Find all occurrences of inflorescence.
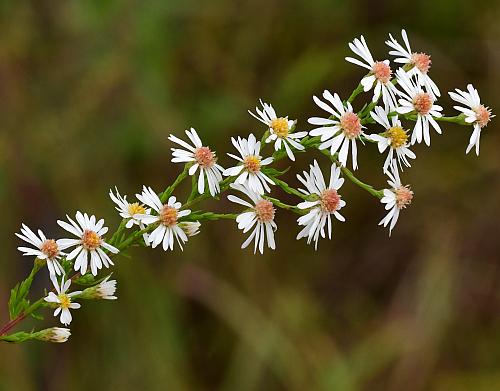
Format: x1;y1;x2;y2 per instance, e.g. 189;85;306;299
1;29;493;344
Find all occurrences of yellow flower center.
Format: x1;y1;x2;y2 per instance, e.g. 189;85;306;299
40;239;59;259
127;202;146;216
270;117;289;138
58;294;71;309
160;205;178;226
82;230;101;250
243;155;261;173
386;126;408;149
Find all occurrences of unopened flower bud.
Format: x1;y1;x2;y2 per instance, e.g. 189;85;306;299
36;327;71;343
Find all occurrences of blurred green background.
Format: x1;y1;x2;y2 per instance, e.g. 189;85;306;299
1;1;499;390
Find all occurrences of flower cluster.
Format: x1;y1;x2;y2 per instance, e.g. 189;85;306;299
3;29;492;344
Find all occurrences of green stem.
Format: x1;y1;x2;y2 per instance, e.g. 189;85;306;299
318;149;383;199
160;164;190;203
347;83;364;104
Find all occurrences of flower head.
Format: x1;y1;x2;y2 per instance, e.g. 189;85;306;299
134;186;192;251
248;100;307;161
395;69;443;146
223;134;275;195
57;212;119;276
368;106;416;172
168;128;224;196
345;35;399;110
44;274;82;326
449;84;494;156
386;29;440;98
296;161;346;249
379;162;414;235
308;90;365;170
15;224;66;276
228;183;277;254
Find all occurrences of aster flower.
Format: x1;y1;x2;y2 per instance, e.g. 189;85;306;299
44;274;82;326
223;134;274;195
168;128;224;196
308;90;365;170
228;183;277;254
368;106;416;172
296;160;346;249
57;212;119;276
248;100;308;161
386;29;440;98
345;35;399;110
109;187;150;228
134;186;191;251
395;68;443;146
379;162;414;235
109;187;150;246
448;84;493;156
15;224;66;276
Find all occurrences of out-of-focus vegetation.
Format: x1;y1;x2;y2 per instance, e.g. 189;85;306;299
1;1;499;390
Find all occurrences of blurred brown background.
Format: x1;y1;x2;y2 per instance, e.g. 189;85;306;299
1;1;499;390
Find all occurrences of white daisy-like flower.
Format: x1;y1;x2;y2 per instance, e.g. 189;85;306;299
168;128;224;196
109;187;150;246
134;186;191;251
395;68;443;146
448;84;493;156
368;106;416;172
228;183;277;254
223;134;274;195
308;90;365;170
379;162;414;235
345;35;399;111
15;224;66;276
386;29;440;98
38;327;71;343
248;100;308;161
57;212;119;276
109;187;150;228
44;274;82;326
296;160;346;249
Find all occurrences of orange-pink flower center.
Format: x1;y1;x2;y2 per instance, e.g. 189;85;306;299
474;105;491;128
411;52;431;74
194;146;215;168
395;186;414;209
160;206;178;226
254;200;275;223
372;61;392;84
320;189;341;213
82;230;102;250
243;155;261;173
412;93;433;115
41;239;59;259
340;112;362;139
